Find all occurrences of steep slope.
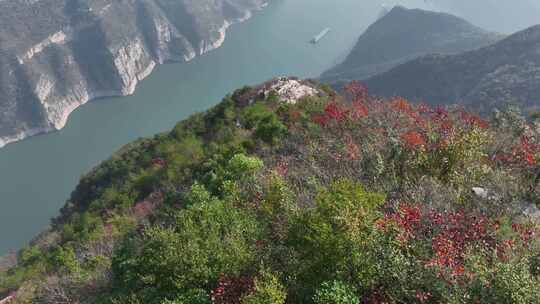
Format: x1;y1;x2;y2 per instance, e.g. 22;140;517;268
320;6;501;85
0;0;268;148
1;78;539;303
364;25;540;113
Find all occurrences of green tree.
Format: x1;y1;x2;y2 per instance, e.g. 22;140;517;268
313;281;360;304
287;179;386;300
241;270;287;304
112;186;261;302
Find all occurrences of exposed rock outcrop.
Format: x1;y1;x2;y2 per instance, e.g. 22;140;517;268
260;77;320;104
0;0;269;147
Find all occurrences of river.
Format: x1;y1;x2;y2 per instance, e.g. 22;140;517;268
0;0;432;254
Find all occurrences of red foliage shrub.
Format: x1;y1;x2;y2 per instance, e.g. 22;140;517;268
392;97;414;114
520;136;539;165
378;203;532;285
460;110;489;129
151;157;166;168
417;103;432;114
211;274;254;304
401;131;426;150
512;223;538;243
274;159;289;177
312;113;330;127
324;102;349;122
132;200;157;218
351;101;369;119
289;109;302;121
415;290;433;303
344;80;369;104
432;106;449;121
362;288;387;304
494;135;539;167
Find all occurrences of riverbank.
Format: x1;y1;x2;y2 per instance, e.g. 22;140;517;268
0;0;381;255
0;1;269;149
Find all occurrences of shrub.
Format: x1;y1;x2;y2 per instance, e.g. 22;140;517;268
242;102;272;129
287;179;386;300
211;275;254;304
111;186;261;302
227;154;264;180
254;114;288;144
241;271;286;304
531;253;540;276
376;203;540;302
162;289;211;304
313;281;359;304
48;246;80;274
241;102;287;143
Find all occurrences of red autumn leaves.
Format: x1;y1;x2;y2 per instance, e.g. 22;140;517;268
378;203;537;286
311;81;371;127
401;131;426;149
211;275;254;304
494;135;539;167
306;81;540;168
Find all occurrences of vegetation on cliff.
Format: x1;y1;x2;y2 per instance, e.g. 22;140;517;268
0;80;539;303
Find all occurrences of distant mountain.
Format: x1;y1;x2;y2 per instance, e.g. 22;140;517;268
426;0;540;34
320;6;501;85
0;0;268;148
364;25;540;113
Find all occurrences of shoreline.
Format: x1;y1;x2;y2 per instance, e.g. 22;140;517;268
0;2;268;149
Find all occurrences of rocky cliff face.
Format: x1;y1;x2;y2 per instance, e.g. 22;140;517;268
320;6;501;85
364;25;540;113
0;0;268;147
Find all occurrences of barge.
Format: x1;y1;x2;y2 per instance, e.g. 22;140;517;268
310;27;330;44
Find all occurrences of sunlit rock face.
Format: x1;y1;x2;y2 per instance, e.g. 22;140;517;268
233;77;321;106
0;0;269;147
262;77;320;104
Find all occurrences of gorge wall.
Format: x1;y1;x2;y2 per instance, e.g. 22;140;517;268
0;0;268;147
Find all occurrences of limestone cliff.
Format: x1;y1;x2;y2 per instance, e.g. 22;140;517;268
0;0;269;147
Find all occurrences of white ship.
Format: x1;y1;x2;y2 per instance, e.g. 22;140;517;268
310;28;330;44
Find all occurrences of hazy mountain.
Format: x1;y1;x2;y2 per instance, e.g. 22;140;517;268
426;0;540;34
320;6;501;85
364;25;540;113
0;0;268;148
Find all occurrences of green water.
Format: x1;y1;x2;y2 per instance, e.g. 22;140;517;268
0;0;428;253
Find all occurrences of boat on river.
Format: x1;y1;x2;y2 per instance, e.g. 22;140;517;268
310;27;330;44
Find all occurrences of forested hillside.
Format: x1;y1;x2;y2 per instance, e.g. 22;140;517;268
0;78;539;303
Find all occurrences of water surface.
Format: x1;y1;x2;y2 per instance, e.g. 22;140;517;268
0;0;432;253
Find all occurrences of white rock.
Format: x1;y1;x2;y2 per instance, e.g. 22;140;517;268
471;187;488;199
522;203;540;220
263;77;319;104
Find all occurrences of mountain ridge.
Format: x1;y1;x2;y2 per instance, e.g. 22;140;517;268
320;6;502;85
364;24;540;113
1;77;538;303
